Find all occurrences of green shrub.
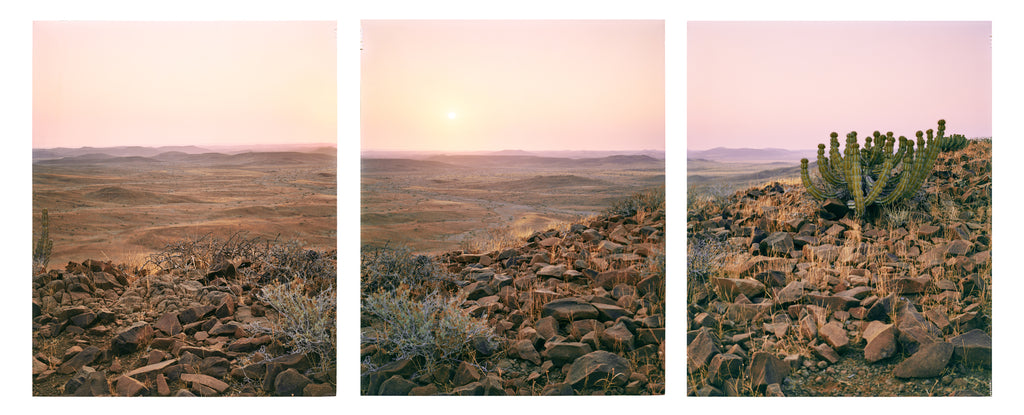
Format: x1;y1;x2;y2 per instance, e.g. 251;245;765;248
361;287;498;372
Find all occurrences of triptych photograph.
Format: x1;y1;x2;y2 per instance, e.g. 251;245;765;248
7;1;1011;410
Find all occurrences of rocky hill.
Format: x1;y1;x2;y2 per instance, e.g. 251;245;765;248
687;140;992;396
31;237;337;396
360;189;666;395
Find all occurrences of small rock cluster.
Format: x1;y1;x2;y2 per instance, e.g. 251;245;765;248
687;142;992;396
361;208;667;395
32;257;336;396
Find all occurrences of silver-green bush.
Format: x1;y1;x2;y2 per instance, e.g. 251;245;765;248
361;287;497;371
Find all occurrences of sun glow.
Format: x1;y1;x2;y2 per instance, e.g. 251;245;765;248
447;112;457;120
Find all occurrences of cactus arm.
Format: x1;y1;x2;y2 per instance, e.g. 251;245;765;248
801;158;838;200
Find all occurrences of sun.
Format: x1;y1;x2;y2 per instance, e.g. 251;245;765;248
447;112;457;120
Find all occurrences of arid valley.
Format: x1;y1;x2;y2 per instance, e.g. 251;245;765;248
32;145;337;267
361;151;665;254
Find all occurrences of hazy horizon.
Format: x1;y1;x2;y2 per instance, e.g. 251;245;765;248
361;20;665;153
688;21;992;151
33;21;338;149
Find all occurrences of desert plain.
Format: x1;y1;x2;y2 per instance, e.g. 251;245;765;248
32;145;337;267
361;151;665;254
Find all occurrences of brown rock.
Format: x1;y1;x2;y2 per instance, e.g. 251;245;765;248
274;368;313;396
863;323;898;363
541;297;599;321
564;351;631;389
950;329;992;367
115;375;149;396
747;352;789;388
58;346;101;375
712;277;766;299
893;342;953;379
181;373;229;394
111;322;154;355
818;321;849;350
687;328;720;373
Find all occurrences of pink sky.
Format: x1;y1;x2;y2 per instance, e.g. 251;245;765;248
688;21;992;151
33;21;337;149
360;20;665;152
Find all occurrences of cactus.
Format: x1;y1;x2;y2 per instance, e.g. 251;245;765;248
800;119;946;217
33;208;53;269
940;133;968;152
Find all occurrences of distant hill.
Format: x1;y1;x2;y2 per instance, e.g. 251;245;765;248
687;147;814;163
35;150;334;167
423;154;663;170
33;143;336;160
360;149;665;160
360;158;467;173
33;145;211;160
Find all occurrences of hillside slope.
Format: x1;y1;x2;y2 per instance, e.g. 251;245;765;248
687;140;992;396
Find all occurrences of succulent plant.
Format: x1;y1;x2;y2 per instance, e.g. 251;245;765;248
800;119;946;217
940;133;968;152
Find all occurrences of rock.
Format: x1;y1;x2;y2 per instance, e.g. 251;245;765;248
593;302;632;321
600;321;635;352
687;328;720;373
541;298;599;322
67;368;109;396
798;313;817;340
893;342;953;379
712;277;766;299
115;375;149;396
536;264;565;279
595;268;641;290
755;270;788;288
707;353;743;385
863;323;898;363
514;339;542;365
950;329;992;367
895;276;931;294
154;312;182;336
180;373;229;395
812;343;840;364
58;346;101;375
275;368;313;396
818;321;849;350
544;342;593;366
759;232;794;256
123;358;178;382
227;334;273;353
304;383;335;396
564;351;632;389
747;352;789;388
820;199;849;219
450;381;484;396
535;316;559;341
453;361;482;386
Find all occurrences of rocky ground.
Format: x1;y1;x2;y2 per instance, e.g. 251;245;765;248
360;203;666;395
687;141;992;396
31;245;337;396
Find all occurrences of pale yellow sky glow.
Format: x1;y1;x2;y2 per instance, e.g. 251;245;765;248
361;20;665;152
33;21;337;148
